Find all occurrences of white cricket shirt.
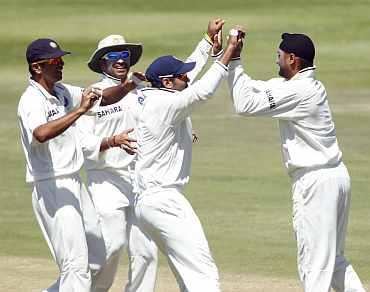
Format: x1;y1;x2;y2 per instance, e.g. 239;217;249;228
135;61;228;194
78;37;213;175
17;78;84;182
77;75;144;173
227;60;342;174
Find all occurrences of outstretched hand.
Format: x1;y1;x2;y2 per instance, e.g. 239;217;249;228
79;88;100;113
220;25;246;65
115;128;137;155
129;71;147;84
212;29;223;55
207;18;225;40
227;26;246;54
207;18;225;55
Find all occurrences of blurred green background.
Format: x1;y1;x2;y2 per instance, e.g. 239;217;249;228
0;0;369;286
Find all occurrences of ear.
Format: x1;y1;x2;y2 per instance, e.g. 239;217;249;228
288;53;297;65
161;78;174;89
99;59;108;72
30;63;43;75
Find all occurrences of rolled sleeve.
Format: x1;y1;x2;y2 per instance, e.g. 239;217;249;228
76;115;103;162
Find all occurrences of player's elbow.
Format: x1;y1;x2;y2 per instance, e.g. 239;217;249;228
234;104;245;115
232;93;256;115
233;100;250;115
33;128;49;143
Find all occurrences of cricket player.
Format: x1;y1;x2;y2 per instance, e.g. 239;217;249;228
78;34;158;292
17;38;104;292
226;29;366;292
133;26;242;292
78;18;225;292
17;38;137;292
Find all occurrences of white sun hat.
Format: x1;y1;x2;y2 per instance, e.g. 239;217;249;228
88;34;143;73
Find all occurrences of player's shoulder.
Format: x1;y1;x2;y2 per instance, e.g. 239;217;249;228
141;87;175;98
141;87;175;107
17;86;45;116
89;78;111;90
56;82;83;94
266;77;285;85
140;88;176;116
18;85;43;111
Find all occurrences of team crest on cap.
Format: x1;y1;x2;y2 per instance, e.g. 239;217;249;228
112;37;121;44
50;42;57;48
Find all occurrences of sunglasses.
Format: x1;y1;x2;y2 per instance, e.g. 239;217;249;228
33;57;63;65
102;51;130;61
174;73;189;82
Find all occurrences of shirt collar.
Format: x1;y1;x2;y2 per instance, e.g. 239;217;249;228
290;66;316;81
28;77;59;100
101;72;122;85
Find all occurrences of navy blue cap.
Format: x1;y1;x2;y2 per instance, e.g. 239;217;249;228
145;55;196;88
26;38;70;64
279;33;315;63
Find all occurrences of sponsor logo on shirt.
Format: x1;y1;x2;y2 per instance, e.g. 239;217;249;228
47;107;60;118
97;105;123;118
138;96;144;105
265;89;276;109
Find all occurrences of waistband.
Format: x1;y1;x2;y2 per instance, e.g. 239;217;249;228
289;161;344;182
135;185;183;198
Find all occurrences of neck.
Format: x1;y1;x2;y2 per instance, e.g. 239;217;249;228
285;71;297;80
33;76;55;94
286;65;300;80
102;72;126;83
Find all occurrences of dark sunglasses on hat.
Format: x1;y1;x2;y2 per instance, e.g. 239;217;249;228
102;50;130;61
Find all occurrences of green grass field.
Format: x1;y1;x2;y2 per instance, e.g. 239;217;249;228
1;0;369;290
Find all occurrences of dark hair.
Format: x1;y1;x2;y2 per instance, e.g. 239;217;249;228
279;33;315;64
28;64;35;75
297;57;313;71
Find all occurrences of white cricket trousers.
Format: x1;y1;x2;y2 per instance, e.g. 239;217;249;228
32;173;104;292
87;169;158;292
291;163;365;292
134;187;221;292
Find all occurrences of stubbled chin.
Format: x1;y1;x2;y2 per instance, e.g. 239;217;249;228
115;69;127;75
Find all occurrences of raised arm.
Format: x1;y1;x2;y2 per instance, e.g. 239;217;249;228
98;72;146;106
226;27;302;119
165;28;246;124
186;18;225;84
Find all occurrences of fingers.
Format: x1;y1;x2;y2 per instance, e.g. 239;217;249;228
213;30;222;44
227;25;246;47
235;25;246;35
83;86;93;95
132;72;147;81
230;25;246;40
114;129;137;154
214;19;225;30
120;142;137;155
83;90;99;104
116;135;137;144
122;128;134;135
208;18;225;38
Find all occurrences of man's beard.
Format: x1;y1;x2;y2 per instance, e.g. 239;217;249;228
278;67;287;79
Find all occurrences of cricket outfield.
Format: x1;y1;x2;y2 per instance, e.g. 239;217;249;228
0;0;369;291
